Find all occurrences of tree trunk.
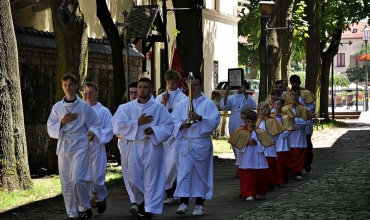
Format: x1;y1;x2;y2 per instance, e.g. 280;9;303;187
320;28;342;119
96;0;126;106
0;0;33;191
305;0;321;113
49;0;88;174
172;0;203;77
260;0;294;101
259;17;268;101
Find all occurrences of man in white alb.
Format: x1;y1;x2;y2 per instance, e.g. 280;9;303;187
155;70;187;205
112;78;174;220
83;82;113;215
171;74;220;216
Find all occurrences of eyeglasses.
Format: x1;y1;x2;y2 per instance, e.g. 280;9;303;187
129;91;138;95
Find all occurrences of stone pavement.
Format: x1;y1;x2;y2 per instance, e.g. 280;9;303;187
2;111;370;220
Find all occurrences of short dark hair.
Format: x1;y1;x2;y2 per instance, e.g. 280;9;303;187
270;90;281;97
246;111;258;121
158;86;166;93
241;107;251;117
61;74;78;84
193;74;202;84
274;97;285;105
289;75;301;84
83;82;98;91
138;78;152;87
275;80;282;85
164;70;181;82
129;82;138;88
242;80;250;90
291;86;301;94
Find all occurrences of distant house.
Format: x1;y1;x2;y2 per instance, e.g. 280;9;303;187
334;21;367;76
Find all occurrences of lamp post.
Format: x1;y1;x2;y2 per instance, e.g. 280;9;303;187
362;25;370;111
258;1;275;98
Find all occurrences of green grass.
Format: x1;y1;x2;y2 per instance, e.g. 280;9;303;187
213;138;233;155
0;175;61;212
317;119;349;130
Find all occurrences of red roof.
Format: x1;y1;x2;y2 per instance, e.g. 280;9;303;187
341;21;368;39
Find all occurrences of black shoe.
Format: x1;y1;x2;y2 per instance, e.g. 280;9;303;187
284;178;289;184
144;212;153;220
138;213;144;220
86;209;93;218
67;218;78;220
79;211;88;220
97;198;106;214
268;184;275;191
305;165;312;173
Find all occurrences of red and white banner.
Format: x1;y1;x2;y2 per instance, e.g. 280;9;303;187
171;46;188;95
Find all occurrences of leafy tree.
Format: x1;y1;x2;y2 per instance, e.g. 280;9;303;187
238;7;261;79
329;73;350;87
314;0;369;118
0;0;33;191
346;67;367;82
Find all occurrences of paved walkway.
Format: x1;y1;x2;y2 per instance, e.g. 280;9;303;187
2;111;370;220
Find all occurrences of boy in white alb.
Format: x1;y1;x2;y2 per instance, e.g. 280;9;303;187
116;82;139;217
271;97;296;185
83;82;113;215
155;70;187;205
284;86;314;180
229;111;273;201
47;74;101;220
171;74;220;216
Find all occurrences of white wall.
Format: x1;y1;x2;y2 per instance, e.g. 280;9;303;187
202;8;239;98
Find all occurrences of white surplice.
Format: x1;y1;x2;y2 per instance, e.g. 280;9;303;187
289;107;310;148
90;102;113;202
172;94;220;200
47;96;101;218
236;131;269;169
155;89;187;190
111;96;174;214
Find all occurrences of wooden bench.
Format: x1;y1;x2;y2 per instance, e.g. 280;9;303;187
313;113;325;130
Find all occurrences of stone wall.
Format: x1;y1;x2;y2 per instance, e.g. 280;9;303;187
18;47;136;173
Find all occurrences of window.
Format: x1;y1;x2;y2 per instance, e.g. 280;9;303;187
337;53;345;67
213;61;219;89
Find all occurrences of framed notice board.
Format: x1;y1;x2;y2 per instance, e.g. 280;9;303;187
228;68;244;89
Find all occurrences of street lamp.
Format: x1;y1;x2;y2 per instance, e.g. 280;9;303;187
362;25;370;111
258;1;275;98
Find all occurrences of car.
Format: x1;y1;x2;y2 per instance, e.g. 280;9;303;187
211;79;260;109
